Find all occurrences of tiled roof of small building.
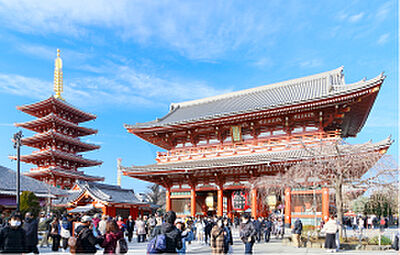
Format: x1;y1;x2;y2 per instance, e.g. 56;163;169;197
54;181;144;205
123;137;392;173
0;165;67;198
125;67;384;129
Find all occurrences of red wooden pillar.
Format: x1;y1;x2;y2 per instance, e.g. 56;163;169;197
217;185;224;217
166;188;172;212
284;188;291;226
227;192;233;219
322;187;329;222
251;188;258;219
190;187;196;217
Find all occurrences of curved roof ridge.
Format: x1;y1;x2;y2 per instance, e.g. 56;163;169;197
171;66;344;109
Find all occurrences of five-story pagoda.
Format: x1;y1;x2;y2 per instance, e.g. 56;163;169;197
14;49;104;189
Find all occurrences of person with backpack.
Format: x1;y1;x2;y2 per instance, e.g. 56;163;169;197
149;211;182;254
264;217;272;243
0;213;26;253
240;214;257;254
60;214;73;252
292;218;303;248
74;215;103;254
100;220;124;254
175;219;190;254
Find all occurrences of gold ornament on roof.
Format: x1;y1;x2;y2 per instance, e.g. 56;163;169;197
54;49;64;100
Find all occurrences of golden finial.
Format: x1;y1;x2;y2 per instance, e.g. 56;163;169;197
54;49;64;100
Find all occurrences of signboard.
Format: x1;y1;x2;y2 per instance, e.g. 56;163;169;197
231;126;242;142
232;191;250;211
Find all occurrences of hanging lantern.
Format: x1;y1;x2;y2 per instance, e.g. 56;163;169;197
232;191;250;211
205;193;214;210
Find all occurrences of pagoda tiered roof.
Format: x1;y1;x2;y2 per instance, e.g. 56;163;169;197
24;166;104;182
15;113;97;137
18;149;102;168
17;96;96;123
126;67;384;139
122;137;393;186
21;130;100;152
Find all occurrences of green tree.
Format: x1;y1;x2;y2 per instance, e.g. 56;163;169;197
20;191;40;217
351;196;368;214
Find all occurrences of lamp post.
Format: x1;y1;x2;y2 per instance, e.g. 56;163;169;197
13;131;23;212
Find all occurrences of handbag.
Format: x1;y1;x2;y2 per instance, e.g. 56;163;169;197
60;227;71;238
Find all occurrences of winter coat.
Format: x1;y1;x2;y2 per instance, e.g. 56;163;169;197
117;220;126;232
98;220;107;235
126;220;135;233
211;225;225;254
0;226;26;253
100;231;123;254
292;219;303;235
92;217;101;229
322;219;339;234
23;218;38;246
75;225;103;254
136;220;146;235
239;221;256;243
151;223;182;253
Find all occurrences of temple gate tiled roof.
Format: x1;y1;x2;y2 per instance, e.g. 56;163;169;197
125;67;384;130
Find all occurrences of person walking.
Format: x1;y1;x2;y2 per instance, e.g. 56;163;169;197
292;218;303;248
264;217;272;242
136;216;146;243
223;218;233;254
210;218;225;254
23;212;39;254
98;215;108;236
100;220;124;254
60;214;73;252
322;215;339;252
116;216;126;233
195;217;205;244
126;215;135;243
0;213;26;253
239;214;257;254
204;218;214;246
151;211;182;253
74;215;103;254
50;215;61;252
38;213;51;248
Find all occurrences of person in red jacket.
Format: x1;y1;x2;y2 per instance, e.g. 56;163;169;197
100;220;123;254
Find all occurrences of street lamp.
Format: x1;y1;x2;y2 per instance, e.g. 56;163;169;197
13;131;23;212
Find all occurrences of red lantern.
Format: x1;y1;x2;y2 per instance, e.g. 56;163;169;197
232;191;250;211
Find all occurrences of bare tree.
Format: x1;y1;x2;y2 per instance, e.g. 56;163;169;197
145;183;166;208
252;137;397;237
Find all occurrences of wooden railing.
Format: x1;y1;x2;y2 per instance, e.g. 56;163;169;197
155;131;340;163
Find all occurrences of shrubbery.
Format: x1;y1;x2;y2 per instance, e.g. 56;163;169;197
367;235;392;245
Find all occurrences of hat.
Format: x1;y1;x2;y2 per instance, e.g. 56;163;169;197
81;215;92;223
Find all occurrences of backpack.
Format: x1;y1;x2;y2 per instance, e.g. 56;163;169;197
147;233;167;254
68;228;85;254
116;237;128;254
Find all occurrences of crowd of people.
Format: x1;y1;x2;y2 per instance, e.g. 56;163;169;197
1;209;394;254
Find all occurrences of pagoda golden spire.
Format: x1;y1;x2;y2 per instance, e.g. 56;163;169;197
54;49;64;100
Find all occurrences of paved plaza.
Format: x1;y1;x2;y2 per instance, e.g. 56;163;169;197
39;228;398;254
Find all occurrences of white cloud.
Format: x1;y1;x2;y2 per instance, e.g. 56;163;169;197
376;1;392;21
0;0;283;60
377;33;389;45
299;59;323;68
253;57;274;68
348;12;364;23
0;65;230;108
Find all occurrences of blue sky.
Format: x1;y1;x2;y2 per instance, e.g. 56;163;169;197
0;0;397;193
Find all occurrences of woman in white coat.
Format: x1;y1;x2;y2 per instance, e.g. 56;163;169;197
322;215;339;252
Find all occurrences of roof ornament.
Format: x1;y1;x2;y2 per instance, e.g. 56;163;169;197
54;49;64;100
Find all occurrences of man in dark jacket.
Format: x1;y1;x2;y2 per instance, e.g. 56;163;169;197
0;213;26;253
74;215;103;254
264;217;272;242
254;217;264;243
23;212;39;254
240;214;257;254
292;218;303;248
151;211;182;253
126;215;135;242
